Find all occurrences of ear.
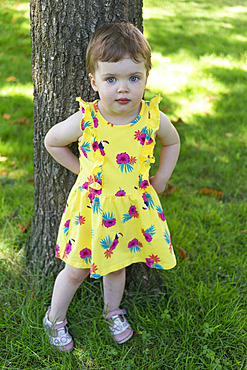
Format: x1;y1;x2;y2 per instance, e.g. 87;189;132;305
89;73;98;92
145;73;149;87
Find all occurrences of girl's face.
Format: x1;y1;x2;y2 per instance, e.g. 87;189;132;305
89;56;148;124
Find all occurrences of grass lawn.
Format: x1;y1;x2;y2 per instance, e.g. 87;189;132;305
0;0;247;368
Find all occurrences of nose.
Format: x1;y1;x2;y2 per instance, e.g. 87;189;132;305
117;80;129;93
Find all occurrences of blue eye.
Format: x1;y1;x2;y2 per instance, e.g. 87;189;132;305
130;76;139;82
107;77;116;83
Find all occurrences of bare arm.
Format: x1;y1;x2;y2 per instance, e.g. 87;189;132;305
150;111;180;194
44;110;83;175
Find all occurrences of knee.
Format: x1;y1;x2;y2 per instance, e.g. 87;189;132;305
64;265;90;285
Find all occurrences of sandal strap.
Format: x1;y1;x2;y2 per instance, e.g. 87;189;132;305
48;326;73;347
104;308;126;320
44;307;68;329
53;318;68;330
105;309;131;336
108;315;130;336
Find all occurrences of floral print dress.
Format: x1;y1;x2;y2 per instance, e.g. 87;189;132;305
55;96;176;278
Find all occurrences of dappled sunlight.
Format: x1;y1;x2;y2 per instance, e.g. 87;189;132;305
0;83;33;99
143;0;247;201
148;51;195;93
7;168;31;180
0;139;15;156
143;6;175;19
223;6;247;16
146;51;230;121
143;0;246;126
200;55;247;74
12;2;30;12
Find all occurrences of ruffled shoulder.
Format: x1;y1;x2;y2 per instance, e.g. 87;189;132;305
139;96;162;175
145;95;162;131
76;98;103;192
76;97;94;133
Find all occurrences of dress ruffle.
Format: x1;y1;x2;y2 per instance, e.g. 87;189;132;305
139;95;162;184
76;97;105;194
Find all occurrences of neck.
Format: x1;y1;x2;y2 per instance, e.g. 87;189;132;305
98;101;142;125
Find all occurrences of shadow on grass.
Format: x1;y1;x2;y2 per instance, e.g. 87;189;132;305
148;62;247;201
0;94;33;148
173;104;246;201
144;11;246;59
0;1;31;87
145;0;247;8
144;5;247;201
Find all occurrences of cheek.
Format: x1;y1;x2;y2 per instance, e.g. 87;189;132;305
133;83;146;97
99;86;114;100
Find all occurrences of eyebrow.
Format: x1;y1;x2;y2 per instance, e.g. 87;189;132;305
102;72;144;76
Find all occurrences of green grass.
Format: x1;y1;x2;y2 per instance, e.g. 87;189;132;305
1;0;247;368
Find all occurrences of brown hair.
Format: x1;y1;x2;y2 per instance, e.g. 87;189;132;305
86;22;151;75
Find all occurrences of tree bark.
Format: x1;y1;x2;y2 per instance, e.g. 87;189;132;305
27;0;144;276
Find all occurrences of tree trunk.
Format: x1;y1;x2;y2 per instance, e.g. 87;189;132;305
27;0;144;276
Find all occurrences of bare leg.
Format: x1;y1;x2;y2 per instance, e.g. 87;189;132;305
49;264;90;322
103;268;126;313
103;268;133;344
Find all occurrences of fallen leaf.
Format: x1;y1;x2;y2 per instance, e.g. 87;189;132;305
161;106;170;112
23;155;30;163
162;183;177;197
240;230;247;234
132;332;140;337
19;33;29;38
30;287;35;300
172;117;184;125
3;113;11;120
197;188;223;198
225;133;233;137
172;117;184;130
11;16;18;23
6;76;17;81
9;117;30;125
0;155;8;162
19;221;31;233
178;247;187;260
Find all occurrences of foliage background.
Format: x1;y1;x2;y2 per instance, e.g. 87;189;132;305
0;0;246;368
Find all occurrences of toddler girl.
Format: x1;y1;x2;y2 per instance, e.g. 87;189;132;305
43;22;180;352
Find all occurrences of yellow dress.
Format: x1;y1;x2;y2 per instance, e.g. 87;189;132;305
55;96;176;278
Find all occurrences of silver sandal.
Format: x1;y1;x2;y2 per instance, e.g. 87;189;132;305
104;308;133;344
43;307;74;352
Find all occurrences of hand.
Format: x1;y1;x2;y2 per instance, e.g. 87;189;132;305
149;175;167;194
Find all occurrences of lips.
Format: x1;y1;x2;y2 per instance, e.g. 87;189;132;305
116;98;130;104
